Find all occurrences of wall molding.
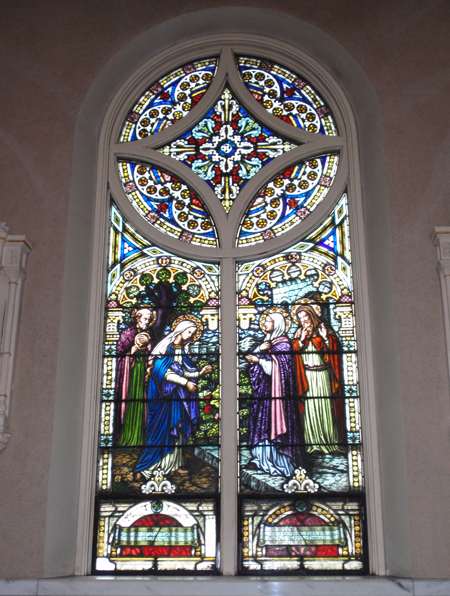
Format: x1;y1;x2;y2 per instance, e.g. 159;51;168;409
432;227;450;385
0;222;33;450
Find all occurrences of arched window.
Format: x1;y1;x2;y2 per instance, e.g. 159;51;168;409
43;12;412;583
89;40;377;576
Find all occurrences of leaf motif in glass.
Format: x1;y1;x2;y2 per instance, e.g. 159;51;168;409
237;56;337;136
120;58;218;142
118;161;218;246
158;88;297;213
237;153;339;245
237;194;363;498
99;204;221;506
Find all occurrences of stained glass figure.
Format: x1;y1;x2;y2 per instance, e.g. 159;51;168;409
158;88;297;212
120;58;218;142
96;498;218;572
240;498;365;572
237;154;339;245
118;161;218;246
237;57;337;136
237;194;364;572
96;204;220;573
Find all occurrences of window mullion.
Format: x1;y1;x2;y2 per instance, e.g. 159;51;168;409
219;256;238;575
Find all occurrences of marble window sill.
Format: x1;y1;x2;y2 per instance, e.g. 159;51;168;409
1;577;450;596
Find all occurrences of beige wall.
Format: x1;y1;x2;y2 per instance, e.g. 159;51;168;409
1;0;449;580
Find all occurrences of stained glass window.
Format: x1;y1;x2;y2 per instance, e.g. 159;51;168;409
237;56;337;136
158;88;296;212
237;153;339;245
120;58;218;142
95;204;220;573
118;161;218;246
100;45;369;577
237;195;366;573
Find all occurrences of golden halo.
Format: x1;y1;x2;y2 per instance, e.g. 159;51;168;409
171;314;204;342
259;307;291;332
291;298;322;321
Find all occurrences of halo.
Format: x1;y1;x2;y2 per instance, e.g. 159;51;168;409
291;298;322;321
259;307;291;332
171;314;204;342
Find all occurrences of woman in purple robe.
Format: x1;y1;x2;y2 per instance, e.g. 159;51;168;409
245;310;309;476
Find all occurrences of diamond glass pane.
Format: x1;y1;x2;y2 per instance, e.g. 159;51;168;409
120;58;218;142
118;161;218;246
158;88;297;212
237;153;339;245
237;56;337;136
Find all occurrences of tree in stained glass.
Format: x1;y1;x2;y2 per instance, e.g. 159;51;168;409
237;153;339;245
120;58;218;142
237;56;337;136
96;204;220;573
237;194;365;573
158;88;297;212
118;161;218;246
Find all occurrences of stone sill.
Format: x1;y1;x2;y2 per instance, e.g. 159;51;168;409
1;577;450;596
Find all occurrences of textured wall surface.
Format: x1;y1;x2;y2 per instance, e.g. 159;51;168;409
1;0;449;580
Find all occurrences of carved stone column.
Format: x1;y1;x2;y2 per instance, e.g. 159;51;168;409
432;227;450;385
0;222;33;450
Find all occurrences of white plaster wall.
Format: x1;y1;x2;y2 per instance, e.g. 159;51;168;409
1;0;449;580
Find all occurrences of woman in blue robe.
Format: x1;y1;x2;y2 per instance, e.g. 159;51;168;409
135;319;211;480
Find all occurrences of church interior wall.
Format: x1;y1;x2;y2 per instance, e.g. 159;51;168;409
1;0;449;581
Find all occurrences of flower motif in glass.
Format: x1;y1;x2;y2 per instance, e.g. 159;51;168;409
118;161;218;246
120;58;218;142
237;153;339;245
158;88;297;212
237;56;337;136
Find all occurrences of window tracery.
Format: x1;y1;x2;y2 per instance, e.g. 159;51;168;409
95;42;368;576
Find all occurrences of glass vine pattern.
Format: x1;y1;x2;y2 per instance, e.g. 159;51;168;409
158;88;296;213
237;153;339;246
95;204;220;573
120;58;218;142
237;195;365;573
237;56;337;136
118;161;218;246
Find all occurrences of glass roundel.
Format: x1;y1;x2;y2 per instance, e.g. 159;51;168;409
118;161;218;246
120;58;218;142
237;56;337;136
238;153;339;246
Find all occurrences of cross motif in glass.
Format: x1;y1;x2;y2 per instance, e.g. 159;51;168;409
158;88;297;212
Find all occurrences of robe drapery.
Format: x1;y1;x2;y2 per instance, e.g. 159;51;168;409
248;335;310;475
134;346;200;476
113;326;151;446
293;333;345;453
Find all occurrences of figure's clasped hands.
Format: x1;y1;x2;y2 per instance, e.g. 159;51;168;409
245;354;259;364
